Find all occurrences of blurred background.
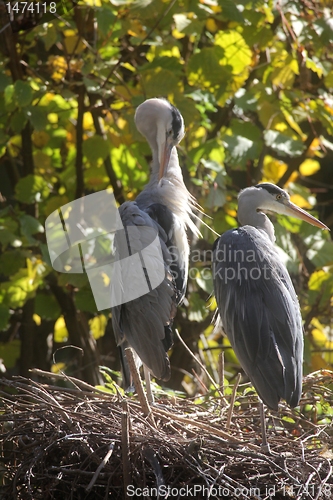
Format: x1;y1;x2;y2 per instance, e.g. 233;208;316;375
0;0;332;396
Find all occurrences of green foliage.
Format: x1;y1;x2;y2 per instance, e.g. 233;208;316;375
0;0;332;387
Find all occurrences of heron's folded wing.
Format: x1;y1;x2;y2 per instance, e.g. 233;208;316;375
213;226;303;410
111;202;176;381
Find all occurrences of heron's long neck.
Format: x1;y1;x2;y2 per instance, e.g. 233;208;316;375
136;148;200;237
238;200;276;242
147;146;183;185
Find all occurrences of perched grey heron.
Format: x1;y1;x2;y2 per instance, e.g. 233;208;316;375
112;98;200;400
212;183;329;443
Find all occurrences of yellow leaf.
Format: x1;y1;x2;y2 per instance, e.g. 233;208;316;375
83;112;94;130
89;315;107;340
32;131;50;148
289;194;312;209
48;113;58;124
262;156;287;183
117;117;128;131
127;20;146;38
206;18;218;33
54;316;68;343
51;362;66;373
312;328;327;348
172;28;186;39
258;101;280;128
63;35;85;55
299;159;320;176
281;108;306;138
225;208;237;217
33;314;41;325
311;354;328;371
33;151;51;171
49;55;67;83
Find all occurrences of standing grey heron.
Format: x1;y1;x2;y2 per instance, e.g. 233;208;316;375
112;98;200;400
212;183;329;418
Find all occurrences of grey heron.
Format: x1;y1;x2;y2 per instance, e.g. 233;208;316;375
112;98;200;399
212;183;329;417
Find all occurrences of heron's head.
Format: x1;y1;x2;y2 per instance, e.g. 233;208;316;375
239;183;329;230
135;98;185;180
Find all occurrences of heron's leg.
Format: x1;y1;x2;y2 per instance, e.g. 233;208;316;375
259;401;271;454
144;366;154;404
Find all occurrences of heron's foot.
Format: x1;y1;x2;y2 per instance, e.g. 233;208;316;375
260;442;271;454
125;384;136;394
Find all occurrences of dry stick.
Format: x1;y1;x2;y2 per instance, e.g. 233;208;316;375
218;351;224;397
121;400;132;498
192;368;209;393
124;348;155;425
28;380;74;429
314;462;333;500
30;368;109;395
133;402;261;452
218;352;225;417
86;441;115;492
175;329;227;405
200;333;219;383
226;373;242;430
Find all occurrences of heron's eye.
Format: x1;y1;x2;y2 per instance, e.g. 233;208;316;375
167;129;173;136
276;194;282;200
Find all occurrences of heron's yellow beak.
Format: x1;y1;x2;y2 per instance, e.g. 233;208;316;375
158;139;173;181
282;200;329;230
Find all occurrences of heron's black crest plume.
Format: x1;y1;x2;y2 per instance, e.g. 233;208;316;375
254;183;286;196
170;105;183;140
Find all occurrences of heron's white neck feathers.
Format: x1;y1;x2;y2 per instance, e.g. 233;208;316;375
136;147;201;238
238;187;276;242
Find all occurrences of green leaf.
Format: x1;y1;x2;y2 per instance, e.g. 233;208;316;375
2;275;35;308
188;293;208;322
0;250;28;276
0;339;20;366
207;184;226;209
0;74;12;92
96;8;116;37
308;270;333;308
196;270;213;295
140;56;183;74
223;120;263;167
83;135;111;163
313;19;333;44
83;77;101;93
0;304;10;331
10;110;27;133
15;175;50;204
58;273;90;288
25;106;49;131
14;80;33;107
141;68;181;97
220;0;244;23
4;84;15;110
264;130;304;157
75;288;98;313
35;292;61;320
307;240;333;268
19;214;44;243
187;47;229;89
43;23;57;50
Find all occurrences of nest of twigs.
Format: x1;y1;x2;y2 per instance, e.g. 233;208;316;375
0;368;332;500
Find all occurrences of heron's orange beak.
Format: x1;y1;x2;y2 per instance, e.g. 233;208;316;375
158;140;173;181
283;201;329;230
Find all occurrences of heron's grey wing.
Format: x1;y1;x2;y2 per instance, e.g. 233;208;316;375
145;203;188;304
112;202;176;381
213;226;303;410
